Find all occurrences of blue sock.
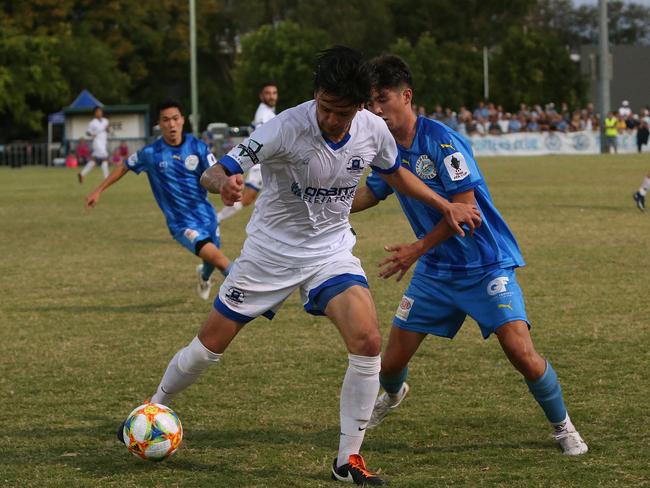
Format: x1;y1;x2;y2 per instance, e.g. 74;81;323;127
221;262;233;277
201;261;215;281
379;367;408;395
526;361;567;424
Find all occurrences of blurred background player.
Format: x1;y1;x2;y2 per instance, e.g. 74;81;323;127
134;47;481;486
353;54;587;456
85;100;232;299
78;106;111;183
217;82;278;221
633;171;650;211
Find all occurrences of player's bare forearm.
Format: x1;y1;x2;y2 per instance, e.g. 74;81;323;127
351;186;380;213
85;163;128;209
200;164;229;194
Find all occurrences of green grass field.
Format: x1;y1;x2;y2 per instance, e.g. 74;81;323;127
1;154;649;487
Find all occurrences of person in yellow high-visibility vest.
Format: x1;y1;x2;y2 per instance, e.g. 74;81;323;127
605;111;619;153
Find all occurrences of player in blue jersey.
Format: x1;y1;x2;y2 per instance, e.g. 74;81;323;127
85;100;232;300
351;55;588;456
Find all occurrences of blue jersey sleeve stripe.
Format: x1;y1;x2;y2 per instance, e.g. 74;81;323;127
218;155;244;175
370;158;401;175
244;182;261;191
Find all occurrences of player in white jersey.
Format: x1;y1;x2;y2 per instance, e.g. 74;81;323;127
78;106;111;183
218;82;278;222
132;47;481;486
633;170;650;211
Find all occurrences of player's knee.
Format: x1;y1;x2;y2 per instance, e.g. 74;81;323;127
349;330;381;357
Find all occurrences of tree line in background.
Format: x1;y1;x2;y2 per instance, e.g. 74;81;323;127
1;0;649;142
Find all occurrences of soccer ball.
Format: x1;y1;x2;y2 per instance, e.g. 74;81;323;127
121;403;183;462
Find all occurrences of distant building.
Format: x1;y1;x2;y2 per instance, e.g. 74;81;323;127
580;44;650;113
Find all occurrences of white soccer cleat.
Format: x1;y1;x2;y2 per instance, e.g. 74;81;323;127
553;429;588;456
367;382;410;429
196;264;212;300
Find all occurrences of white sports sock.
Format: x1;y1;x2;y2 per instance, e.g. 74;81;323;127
151;336;222;405
218;201;243;221
80;160;96;177
552;414;576;433
337;353;380;468
101;161;109;178
639;177;650;196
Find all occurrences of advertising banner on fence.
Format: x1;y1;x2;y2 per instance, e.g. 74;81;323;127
469;131;646;157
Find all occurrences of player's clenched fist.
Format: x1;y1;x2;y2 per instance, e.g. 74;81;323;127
220;174;244;206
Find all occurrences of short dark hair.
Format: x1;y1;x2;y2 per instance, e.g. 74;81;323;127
368;55;413;91
313;46;371;105
158;99;183;115
259;82;277;92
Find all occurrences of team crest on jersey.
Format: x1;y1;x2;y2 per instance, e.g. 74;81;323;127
415;154;437;179
395;295;414;321
184;155;199;171
346;156;365;173
183;228;199;242
158;160;168;171
225;287;245;304
443;152;470;181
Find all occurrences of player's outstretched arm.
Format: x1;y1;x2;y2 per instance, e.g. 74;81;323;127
378;190;476;281
200;163;244;206
85;163;129;210
380;167;481;236
351;186;381;213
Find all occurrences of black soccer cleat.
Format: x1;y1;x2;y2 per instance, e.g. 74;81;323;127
633;192;646;212
331;454;387;485
116;420;126;445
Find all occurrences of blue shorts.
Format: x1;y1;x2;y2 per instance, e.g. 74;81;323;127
393;266;529;339
173;226;221;256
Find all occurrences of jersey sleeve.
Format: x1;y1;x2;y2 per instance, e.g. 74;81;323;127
218;117;285;175
432;131;482;194
196;140;218;174
369;119;400;174
124;149;148;175
365;170;394;201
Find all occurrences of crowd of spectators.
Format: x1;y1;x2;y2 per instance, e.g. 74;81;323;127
415;100;650;139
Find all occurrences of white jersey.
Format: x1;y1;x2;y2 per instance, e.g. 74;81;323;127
86;117;110;158
253;102;276;128
220;100;399;266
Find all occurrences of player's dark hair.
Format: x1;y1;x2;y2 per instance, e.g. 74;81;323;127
368;55;413;91
313;46;371;105
259;82;277;92
158;99;184;116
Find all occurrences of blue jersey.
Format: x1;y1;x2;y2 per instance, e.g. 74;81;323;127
125;135;219;237
366;117;524;277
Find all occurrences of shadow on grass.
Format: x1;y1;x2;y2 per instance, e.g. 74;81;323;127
9;299;186;314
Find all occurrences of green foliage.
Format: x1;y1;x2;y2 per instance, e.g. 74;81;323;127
232;21;329;121
390;34;483;111
0;30;69;140
490;27;587;110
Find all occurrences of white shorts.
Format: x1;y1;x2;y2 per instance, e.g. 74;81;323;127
214;241;367;323
245;164;263;192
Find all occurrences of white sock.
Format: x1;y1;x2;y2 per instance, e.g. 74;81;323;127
101;161;109;178
337;353;381;468
151;336;222;405
639;177;650;196
552;414;576;433
80;160;96;177
218;202;243;221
